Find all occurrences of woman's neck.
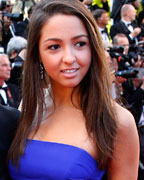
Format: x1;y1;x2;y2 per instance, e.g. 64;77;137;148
51;83;80;108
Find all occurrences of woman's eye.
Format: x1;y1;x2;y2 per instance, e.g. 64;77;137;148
48;44;60;50
75;41;86;47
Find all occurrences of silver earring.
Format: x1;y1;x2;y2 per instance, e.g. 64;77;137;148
40;63;44;79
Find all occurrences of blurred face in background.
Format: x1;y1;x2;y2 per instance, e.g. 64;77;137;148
128;6;136;21
104;50;116;83
3;15;11;30
0;55;11;81
105;50;118;72
5;4;12;13
100;12;109;27
116;37;129;55
105;50;112;66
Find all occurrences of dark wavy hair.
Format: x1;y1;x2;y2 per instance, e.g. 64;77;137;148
9;0;117;169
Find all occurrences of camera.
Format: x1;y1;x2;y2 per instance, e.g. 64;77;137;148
109;42;144;79
115;68;139;78
108;46;133;70
116;67;144;79
2;11;23;22
108;46;124;58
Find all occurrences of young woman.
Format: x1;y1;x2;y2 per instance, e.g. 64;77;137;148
8;0;139;179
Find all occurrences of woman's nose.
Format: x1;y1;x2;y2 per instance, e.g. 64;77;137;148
62;47;76;64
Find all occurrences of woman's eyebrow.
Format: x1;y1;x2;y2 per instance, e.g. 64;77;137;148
43;38;62;43
43;34;89;43
71;34;89;40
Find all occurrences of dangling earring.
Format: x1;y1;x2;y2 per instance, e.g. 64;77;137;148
40;62;44;79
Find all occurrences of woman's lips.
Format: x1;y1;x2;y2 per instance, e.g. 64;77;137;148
61;68;79;78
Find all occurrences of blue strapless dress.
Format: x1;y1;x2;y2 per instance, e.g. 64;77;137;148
9;140;105;180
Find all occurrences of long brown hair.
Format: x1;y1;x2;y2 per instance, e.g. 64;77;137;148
9;0;117;169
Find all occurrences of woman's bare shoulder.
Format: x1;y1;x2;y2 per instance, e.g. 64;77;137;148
108;102;139;180
114;102;136;128
113;102;139;152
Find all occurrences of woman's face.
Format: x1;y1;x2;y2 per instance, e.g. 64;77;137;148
39;14;91;89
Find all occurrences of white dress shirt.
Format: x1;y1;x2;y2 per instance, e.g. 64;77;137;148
0;83;8;105
98;26;110;43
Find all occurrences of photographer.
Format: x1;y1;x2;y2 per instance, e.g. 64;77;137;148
122;67;144;180
0;1;24;52
111;33;144;180
0;1;15;51
113;33;130;55
1;12;13;52
15;5;34;38
112;34;144;119
0;0;13;13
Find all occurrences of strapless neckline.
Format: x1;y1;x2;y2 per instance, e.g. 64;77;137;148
27;139;96;163
9;138;105;180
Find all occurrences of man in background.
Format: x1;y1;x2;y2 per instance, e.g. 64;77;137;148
110;4;141;44
15;5;34;38
113;33;130;55
0;54;18;107
93;9;110;43
111;0;140;23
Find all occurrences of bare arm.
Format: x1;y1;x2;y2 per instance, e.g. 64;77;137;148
108;104;139;180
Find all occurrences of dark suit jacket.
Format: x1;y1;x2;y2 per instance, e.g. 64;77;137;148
111;0;125;23
0;83;20;108
138;10;144;25
2;29;13;53
110;20;138;44
122;80;144;125
0;105;20;180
